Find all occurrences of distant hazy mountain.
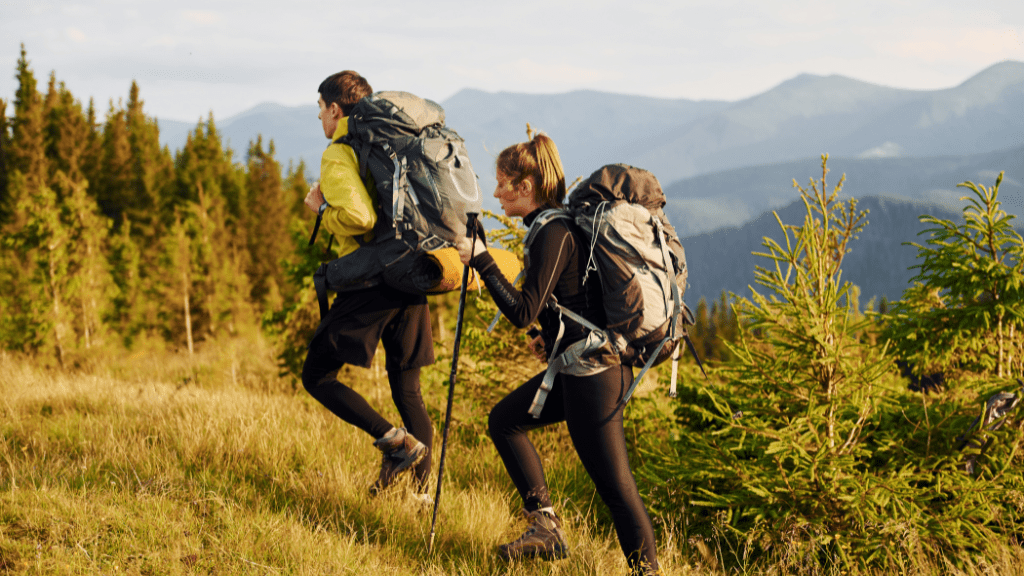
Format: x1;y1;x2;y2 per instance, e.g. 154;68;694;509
155;60;1024;220
440;89;730;205
680;196;968;306
630;61;1024;185
157;103;323;175
663;143;1024;236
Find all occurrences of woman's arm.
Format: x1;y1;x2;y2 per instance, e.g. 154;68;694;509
463;221;575;329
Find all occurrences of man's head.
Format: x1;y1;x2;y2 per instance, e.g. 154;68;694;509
317;70;372;138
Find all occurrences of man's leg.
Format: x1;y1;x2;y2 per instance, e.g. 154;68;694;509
379;286;436;493
388;367;433;490
301;331;393;439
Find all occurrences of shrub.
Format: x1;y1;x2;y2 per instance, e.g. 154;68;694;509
884;172;1024;379
646;157;1024;573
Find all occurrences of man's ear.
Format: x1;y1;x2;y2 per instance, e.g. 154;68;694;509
329;102;342;118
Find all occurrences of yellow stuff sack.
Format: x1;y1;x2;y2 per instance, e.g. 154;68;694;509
416;247;522;294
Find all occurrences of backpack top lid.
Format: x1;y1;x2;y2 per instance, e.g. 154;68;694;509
569;164;666;213
357;91;445;133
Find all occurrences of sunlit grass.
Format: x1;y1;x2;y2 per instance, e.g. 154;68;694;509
0;344;702;575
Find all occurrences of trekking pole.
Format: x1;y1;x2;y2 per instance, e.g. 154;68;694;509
428;212;479;553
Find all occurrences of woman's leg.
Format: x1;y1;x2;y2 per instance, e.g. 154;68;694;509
488;371;566;511
563;365;659;573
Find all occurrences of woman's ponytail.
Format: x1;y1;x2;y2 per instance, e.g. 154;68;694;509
496;125;567;209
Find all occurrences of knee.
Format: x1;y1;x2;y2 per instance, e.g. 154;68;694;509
301;356;330;395
488;404;509;443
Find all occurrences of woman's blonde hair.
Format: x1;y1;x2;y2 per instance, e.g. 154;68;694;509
495;125;566;209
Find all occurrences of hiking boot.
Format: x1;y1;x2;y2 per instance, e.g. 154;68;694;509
369;427;426;496
498;508;569;561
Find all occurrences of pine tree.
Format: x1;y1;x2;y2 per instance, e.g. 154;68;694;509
7;173;73;366
160;212;195;354
245;136;291;310
284;160;311;218
885;172;1024;378
0;98;10;224
107;219;144;344
190;182;253;337
125;81;173;240
1;46;52;354
8;45;48;218
80;99;102;203
43;75;92;188
60;173;113;351
95;98;132;221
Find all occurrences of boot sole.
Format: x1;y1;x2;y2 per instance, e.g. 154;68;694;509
498;543;569;561
369;441;427;495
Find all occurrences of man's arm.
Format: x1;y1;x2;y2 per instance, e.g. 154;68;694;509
316;146;376;237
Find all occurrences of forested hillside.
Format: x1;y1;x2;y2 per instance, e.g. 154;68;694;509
0;47;311;367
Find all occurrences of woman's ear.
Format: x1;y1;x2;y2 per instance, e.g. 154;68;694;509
518;178;533;198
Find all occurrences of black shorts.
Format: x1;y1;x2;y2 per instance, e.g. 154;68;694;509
309;284;435;372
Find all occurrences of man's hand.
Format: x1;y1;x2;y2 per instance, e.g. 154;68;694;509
304;182;326;214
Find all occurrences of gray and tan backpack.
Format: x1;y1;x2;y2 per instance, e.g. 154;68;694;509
523;164;706;417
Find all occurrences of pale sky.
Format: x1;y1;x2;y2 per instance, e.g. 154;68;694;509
2;0;1023;122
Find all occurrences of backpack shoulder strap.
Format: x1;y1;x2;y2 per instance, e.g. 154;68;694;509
523;208;572;269
523;208;572;248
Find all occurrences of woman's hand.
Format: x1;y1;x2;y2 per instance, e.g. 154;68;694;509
527;333;546;361
304;182;325;214
456;236;488;265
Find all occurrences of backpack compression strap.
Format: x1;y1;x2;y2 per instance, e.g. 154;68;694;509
313;263;330;319
527;305;566;418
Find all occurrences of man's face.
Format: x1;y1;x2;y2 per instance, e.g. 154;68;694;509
318;96;340;139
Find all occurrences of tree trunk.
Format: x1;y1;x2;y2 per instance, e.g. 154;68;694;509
48;250;65;368
183;269;194;356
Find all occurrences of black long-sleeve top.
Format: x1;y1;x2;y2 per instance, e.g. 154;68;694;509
469;208;606;357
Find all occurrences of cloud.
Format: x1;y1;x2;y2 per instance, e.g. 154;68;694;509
181;10;219;25
883;27;1024;63
66;27;86;43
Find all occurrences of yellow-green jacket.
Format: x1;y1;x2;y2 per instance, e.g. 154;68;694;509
320;118;377;258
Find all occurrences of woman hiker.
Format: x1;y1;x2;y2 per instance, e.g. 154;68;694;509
456;131;660;575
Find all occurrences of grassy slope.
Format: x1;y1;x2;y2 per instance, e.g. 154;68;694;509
0;340;698;576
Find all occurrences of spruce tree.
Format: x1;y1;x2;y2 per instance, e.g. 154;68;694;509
160;212;195;354
95;98;132;221
43;75;93;191
9;45;47;215
107;219;144;344
60;173;113;351
245;136;291;310
125;81;173;240
7;173;73;366
0;98;9;224
885;172;1024;378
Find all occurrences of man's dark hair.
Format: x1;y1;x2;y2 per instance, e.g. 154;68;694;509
319;71;373;116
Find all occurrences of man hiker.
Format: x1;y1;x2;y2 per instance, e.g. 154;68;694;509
301;70;435;497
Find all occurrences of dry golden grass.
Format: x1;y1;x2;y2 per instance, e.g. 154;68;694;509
0;342;705;576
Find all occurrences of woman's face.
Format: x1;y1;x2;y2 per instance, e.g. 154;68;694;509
494;171;537;218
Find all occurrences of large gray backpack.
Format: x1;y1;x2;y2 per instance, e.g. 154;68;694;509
311;91;482;315
524;164;705;418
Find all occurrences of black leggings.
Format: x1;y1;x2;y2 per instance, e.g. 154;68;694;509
488;364;658;571
302;344;433;489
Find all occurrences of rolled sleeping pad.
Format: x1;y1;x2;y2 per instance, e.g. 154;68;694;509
409;247;522;294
